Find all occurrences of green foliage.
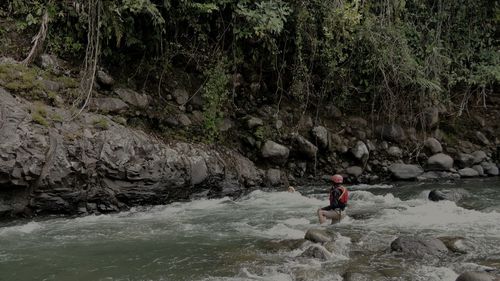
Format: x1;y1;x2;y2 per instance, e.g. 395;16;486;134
31;103;48;126
235;0;291;39
3;0;498;128
0;62;42;93
202;59;230;142
93;117;109;130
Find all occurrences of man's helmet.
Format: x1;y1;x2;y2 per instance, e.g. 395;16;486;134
331;174;343;184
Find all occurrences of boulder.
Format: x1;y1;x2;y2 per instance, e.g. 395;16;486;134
472;151;488;164
438;236;470;254
389;164;423;180
472;165;485;176
366;140;376;151
475;131;490;146
387;146;402;158
261;141;289;164
480;162;499;176
177;114;192;127
304;228;332;243
173;88;189;105
346;166;363;177
419;171;460;181
247;116;264;129
89;97;128;113
311;126;329;149
299;244;331;261
427;153;454;171
351;141;369;162
36;54;60;73
325;105;342;118
0;87;264;218
456;272;497;281
298;115;313;129
260;239;306;252
485;165;499;176
96;70;115;87
380;124;406;142
456;153;475;169
459;168;479;178
390;236;448;258
114;88;149;108
292;134;318;159
41;79;62;93
348;117;368;128
428;189;470;202
424;137;443;154
266;169;281;186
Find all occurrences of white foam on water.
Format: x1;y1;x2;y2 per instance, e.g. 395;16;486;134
359;199;500;236
281;217;311;226
409;265;458;281
238;190;323;209
0;221;43;236
348;190;403;206
328;233;352;259
200;267;294;281
349;184;394;190
232;221;306;240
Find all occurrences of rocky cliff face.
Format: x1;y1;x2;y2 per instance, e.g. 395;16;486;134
0;87;263;219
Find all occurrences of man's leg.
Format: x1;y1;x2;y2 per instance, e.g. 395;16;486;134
317;208;327;224
322;210;342;224
318;209;341;224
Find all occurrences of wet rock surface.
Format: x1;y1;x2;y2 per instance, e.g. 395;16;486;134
390;236;449;258
0;88;262;219
428;189;470;202
456;271;498;281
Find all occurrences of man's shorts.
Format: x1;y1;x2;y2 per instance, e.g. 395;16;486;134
320;206;345;222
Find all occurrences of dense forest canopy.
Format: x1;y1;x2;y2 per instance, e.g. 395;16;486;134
1;0;499;134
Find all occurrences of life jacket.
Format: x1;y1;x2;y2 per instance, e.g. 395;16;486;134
329;186;348;210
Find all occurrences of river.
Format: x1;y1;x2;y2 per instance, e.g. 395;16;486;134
1;179;499;281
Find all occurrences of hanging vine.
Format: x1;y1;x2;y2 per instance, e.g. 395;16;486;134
72;0;101;119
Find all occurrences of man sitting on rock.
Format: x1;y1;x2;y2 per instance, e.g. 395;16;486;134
317;174;348;224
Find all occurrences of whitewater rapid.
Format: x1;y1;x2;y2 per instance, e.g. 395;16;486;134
0;180;499;281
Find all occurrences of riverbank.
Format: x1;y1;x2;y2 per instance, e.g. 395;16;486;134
0;57;499;220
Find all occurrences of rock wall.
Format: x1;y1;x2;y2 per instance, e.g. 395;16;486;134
0;88;262;219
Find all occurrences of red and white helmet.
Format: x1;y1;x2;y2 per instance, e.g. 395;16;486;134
331;174;343;184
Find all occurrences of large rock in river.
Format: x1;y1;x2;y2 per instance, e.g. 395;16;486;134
428;189;470;202
390;236;449;258
456;271;498;281
305;228;332;243
0;87;262;219
389;164;423;180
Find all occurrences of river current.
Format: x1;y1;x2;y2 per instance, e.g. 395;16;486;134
1;179;499;281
